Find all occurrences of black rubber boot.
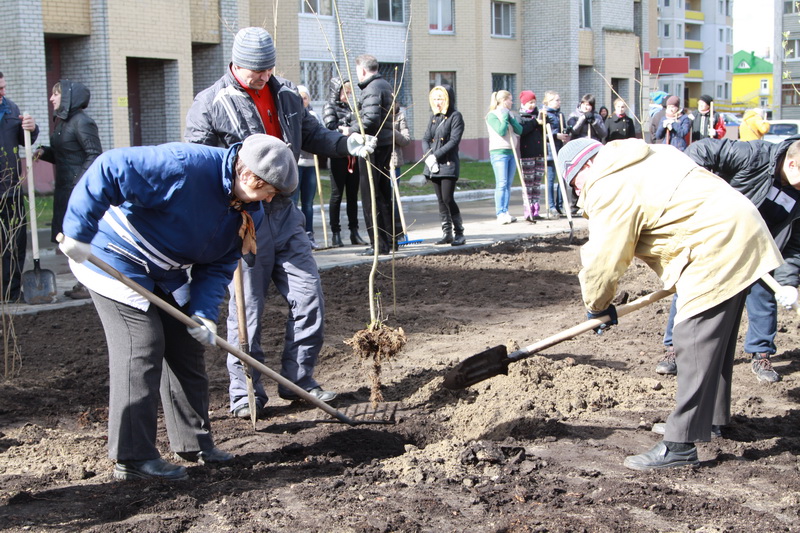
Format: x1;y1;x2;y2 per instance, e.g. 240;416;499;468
435;222;454;245
331;232;344;248
350;230;367;245
452;214;466;246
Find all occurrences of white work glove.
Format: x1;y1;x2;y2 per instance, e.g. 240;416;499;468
774;285;798;309
425;154;439;174
188;315;217;345
59;236;92;263
346;133;377;158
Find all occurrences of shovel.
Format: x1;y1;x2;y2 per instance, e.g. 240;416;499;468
56;234;395;426
22;122;57;304
443;289;672;390
233;262;258;429
545;124;574;243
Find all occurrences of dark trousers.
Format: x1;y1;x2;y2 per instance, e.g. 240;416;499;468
328;156;361;233
91;288;214;460
431;176;461;226
359;146;401;251
0;187;27;299
665;291;747;443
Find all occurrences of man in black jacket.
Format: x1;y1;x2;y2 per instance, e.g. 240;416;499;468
185;27;374;419
355;54;401;255
659;136;800;384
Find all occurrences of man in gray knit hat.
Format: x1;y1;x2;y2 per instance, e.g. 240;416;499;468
185;27;375;421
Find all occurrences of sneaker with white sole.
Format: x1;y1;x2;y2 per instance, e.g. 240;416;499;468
750;353;780;383
655;346;677;375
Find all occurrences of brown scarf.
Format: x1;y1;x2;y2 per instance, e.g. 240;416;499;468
230;197;257;259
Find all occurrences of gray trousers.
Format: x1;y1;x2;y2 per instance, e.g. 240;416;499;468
664;291;747;443
91;289;214;460
226;199;324;410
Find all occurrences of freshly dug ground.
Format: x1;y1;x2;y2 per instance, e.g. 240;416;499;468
1;232;799;532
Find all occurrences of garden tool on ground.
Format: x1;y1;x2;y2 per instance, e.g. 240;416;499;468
21;120;57;304
391;161;422;246
55;234;396;426
233;261;258;429
443;290;672;390
545;124;575;243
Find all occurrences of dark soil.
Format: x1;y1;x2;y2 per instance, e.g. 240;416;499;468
1;233;799;532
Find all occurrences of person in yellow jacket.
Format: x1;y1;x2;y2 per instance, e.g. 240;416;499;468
739;108;770;141
557;138;785;470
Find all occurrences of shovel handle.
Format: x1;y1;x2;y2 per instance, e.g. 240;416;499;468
23;120;41;261
508;289;673;361
55;234;361;426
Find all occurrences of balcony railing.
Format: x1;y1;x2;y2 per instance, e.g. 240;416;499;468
684;40;704;50
685;10;704;21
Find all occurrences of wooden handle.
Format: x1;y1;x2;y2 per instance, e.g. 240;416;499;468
544;124;573;225
23;120;41;261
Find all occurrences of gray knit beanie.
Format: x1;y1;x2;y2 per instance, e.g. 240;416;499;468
557;139;603;187
238;134;298;193
232;27;276;71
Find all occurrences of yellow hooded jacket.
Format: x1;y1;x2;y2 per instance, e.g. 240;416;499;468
578;139;783;324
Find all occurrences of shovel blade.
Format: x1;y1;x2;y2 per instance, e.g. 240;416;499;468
22;266;57;305
442;345;510;390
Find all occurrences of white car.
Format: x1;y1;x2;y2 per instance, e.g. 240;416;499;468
763;120;800;143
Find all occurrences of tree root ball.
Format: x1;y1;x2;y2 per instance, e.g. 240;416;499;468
345;324;407;405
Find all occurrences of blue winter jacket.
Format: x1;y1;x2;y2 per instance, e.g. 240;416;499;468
62;142;263;322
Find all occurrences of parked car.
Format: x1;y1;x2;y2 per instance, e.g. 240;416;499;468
720;112;742;127
764;120;800;143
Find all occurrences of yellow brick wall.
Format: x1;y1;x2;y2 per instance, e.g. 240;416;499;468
106;0;194;146
42;0;91;35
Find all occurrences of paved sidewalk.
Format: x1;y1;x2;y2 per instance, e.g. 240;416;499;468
5;189;586;315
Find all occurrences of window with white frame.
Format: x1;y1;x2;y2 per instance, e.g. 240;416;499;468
761;78;769;91
760;97;768;108
430;71;456;92
491;73;516;97
718;0;723;14
718;57;723;70
664;24;670;37
300;60;336;102
717;84;723;99
726;28;732;44
300;0;332;15
664;0;670;6
429;0;454;33
662;83;670;93
719;28;724;42
366;0;404;23
677;24;683;39
785;0;800;14
724;82;729;100
491;2;514;37
580;0;592;28
786;39;800;60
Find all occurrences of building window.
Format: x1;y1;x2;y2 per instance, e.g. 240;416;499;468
491;2;514;37
491;73;516;97
300;60;336;102
718;0;723;13
760;97;769;108
724;82;730;100
726;55;731;71
718;57;723;70
430;71;456;92
366;0;404;23
580;0;592;28
717;84;723;99
378;62;410;105
719;28;724;42
785;1;800;14
664;24;670;38
300;0;332;15
782;85;800;105
429;0;454;33
761;78;769;91
677;24;683;39
664;0;670;6
662;83;670;94
786;39;800;60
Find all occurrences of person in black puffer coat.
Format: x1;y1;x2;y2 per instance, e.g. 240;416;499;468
322;78;365;247
38;80;102;244
604;97;637;142
37;80;102;300
422;84;465;246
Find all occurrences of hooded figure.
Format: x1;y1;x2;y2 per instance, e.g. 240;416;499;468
39;80;102;244
422;84;466;245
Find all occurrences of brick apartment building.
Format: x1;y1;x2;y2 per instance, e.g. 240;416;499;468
2;0;660;191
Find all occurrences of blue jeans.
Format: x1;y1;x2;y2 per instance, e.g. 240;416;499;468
663;280;776;355
290;165;317;233
546;161;563;211
490;152;515;216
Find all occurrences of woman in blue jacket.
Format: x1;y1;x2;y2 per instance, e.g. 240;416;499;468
59;135;294;482
655;95;692;151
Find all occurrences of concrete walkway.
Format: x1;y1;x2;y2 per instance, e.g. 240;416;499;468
6;189;586;315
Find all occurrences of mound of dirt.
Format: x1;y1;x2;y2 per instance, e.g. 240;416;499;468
1;233;798;532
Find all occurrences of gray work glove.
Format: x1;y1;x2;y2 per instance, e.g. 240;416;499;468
347;133;377;158
188;315;217;345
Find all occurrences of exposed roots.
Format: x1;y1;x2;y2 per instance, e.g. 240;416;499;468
345;323;407;406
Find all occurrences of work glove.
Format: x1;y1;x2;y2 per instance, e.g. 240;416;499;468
59;236;92;263
346;133;377;158
587;304;618;335
187;314;217;346
425;154;440;174
774;285;798;309
584;111;594;124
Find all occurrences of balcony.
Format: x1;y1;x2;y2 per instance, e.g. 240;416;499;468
685;10;704;22
684;40;704;52
686;69;704;79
